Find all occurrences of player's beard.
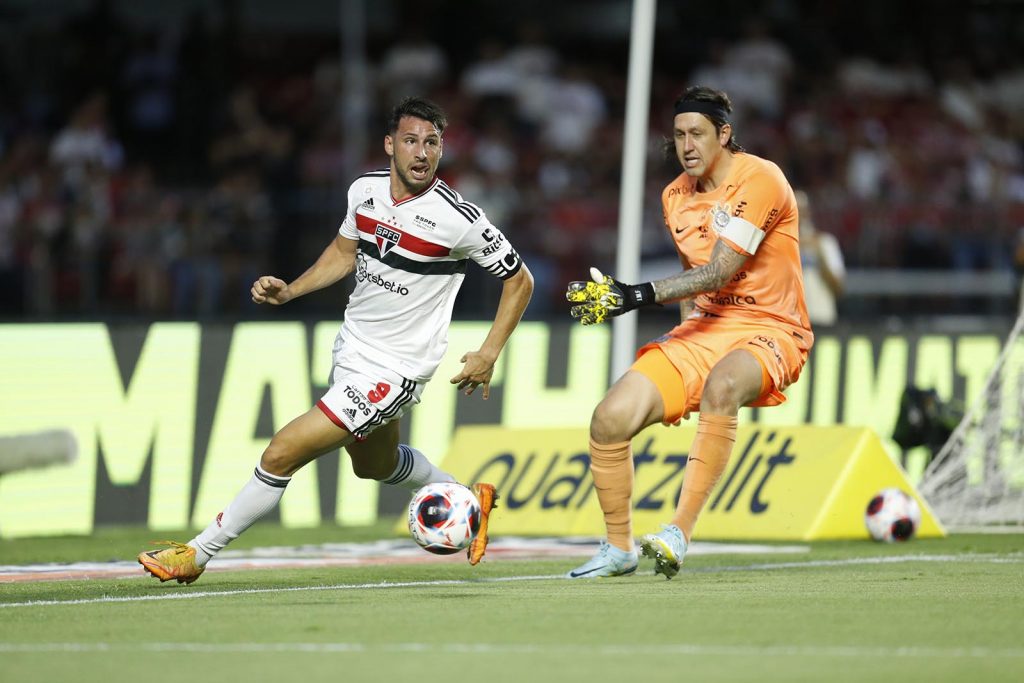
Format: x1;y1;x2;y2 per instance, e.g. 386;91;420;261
394;162;435;196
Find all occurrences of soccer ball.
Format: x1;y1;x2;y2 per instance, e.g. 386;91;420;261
864;488;922;542
407;482;481;555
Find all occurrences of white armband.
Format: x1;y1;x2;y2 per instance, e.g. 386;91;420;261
721;216;765;254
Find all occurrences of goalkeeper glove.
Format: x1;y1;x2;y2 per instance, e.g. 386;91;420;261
565;267;657;325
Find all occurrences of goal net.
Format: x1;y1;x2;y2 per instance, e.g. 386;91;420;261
918;313;1024;529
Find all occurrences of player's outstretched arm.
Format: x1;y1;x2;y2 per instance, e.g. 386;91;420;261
451;264;534;398
251;235;357;305
652;239;747;302
565;241;747;325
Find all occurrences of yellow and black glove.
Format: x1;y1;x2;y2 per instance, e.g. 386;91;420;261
566;267;657;325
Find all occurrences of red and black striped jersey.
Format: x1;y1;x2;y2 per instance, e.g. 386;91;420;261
336;169;523;381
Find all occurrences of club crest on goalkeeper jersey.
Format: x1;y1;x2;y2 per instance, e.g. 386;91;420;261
661;153;812;341
337;169;522;381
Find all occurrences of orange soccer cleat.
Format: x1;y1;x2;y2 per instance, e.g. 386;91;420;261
137;540;205;585
467;483;498;566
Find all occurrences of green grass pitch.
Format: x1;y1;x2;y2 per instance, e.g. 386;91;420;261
1;524;1022;683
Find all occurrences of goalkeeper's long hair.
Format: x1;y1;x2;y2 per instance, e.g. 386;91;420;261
661;85;745;162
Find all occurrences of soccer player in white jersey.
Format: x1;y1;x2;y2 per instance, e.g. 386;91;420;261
139;97;534;584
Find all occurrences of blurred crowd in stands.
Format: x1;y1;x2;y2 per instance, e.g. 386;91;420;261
1;0;1022;319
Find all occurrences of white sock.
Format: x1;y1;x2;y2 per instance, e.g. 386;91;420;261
380;444;455;491
189;465;290;566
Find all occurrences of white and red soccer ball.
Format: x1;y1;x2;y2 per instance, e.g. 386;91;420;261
407;482;481;555
865;488;922;542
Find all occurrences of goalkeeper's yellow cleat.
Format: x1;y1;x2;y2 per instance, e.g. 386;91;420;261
639;524;688;580
138;540;205;584
467;483;498;566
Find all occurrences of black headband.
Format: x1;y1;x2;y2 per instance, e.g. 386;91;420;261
673;100;730;123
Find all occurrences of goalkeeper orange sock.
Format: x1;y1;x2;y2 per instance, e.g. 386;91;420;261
671;413;738;542
589;438;635;552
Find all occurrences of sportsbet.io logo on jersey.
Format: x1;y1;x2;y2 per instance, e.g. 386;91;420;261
355;253;410;296
482;232;506;256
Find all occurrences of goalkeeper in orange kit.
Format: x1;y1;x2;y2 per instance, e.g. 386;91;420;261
565;85;813;579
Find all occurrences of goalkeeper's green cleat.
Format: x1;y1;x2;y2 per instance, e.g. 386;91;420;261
138;540;205;584
640;524;687;579
566;541;638;579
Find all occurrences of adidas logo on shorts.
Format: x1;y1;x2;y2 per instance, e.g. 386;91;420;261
343;408;357;420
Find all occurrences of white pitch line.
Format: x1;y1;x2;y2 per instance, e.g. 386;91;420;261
0;577;551;608
2;554;1021;609
0;641;1022;659
0;540;811;578
691;552;1024;573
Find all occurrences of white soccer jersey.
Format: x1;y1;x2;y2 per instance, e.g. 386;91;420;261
336;169;522;381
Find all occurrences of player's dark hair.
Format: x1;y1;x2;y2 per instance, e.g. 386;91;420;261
672;86;745;152
387;96;447;135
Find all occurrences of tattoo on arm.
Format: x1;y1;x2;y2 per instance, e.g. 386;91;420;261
653;241;748;303
678;298;695;322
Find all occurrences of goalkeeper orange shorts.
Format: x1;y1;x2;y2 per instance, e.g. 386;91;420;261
633;315;811;423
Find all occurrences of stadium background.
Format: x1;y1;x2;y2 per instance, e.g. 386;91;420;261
1;0;1023;534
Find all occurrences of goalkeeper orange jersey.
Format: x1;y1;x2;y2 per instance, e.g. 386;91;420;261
662;152;812;343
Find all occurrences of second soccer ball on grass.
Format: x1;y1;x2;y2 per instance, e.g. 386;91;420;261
865;487;922;542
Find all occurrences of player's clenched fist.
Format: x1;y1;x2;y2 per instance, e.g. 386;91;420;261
566;267;656;325
251;276;292;305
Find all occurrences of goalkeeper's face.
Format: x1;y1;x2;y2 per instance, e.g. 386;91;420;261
385;115;443;198
673;112;730;180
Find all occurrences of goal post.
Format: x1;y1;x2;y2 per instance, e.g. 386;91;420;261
918;313;1024;528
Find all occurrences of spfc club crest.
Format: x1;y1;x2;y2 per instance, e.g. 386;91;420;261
375;224;401;256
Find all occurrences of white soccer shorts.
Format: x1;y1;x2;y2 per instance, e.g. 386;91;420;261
316;346;424;441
